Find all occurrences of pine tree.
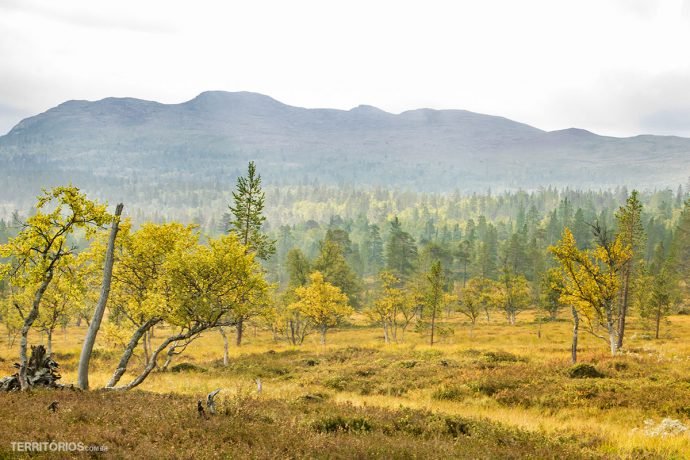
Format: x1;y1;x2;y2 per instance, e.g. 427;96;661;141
671;200;690;298
366;224;384;275
227;161;276;260
313;239;360;308
456;240;473;288
640;242;680;338
615;190;645;349
227;161;276;345
286;248;311;289
425;260;445;346
385;217;418;278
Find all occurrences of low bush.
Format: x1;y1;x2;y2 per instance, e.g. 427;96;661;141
170;362;206;373
311;416;373;433
568;363;604;379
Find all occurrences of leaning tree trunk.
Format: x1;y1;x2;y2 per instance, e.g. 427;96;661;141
161;343;178;371
78;203;123;390
105;317;160;388
110;326;204;391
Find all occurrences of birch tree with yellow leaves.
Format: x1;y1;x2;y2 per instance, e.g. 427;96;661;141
109;234;268;390
550;225;630;356
290;271;353;345
105;222;197;388
0;186;110;390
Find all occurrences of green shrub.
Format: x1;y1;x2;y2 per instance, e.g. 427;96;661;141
468;379;517;396
432;385;467;401
170;362;206;373
444;416;473;437
568;363;604;379
324;376;349;391
483;350;524;363
311;416;372;433
613;361;628;371
297;393;329;403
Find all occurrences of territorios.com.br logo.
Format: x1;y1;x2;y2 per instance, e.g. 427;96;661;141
11;441;108;453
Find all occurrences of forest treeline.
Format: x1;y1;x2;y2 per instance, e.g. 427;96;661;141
1;166;689;391
259;184;689;359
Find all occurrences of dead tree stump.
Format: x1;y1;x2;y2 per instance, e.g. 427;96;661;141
0;345;63;391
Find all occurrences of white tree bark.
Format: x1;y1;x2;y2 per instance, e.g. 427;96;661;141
105;317;160;388
77;203;123;390
219;327;229;366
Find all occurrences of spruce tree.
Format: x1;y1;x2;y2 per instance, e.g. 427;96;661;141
313;239;361;308
227;161;275;345
228;161;276;260
425;260;445;346
615;190;645;349
385;217;418;278
671;199;690;299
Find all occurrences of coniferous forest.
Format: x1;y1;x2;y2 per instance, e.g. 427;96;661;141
2;164;690;457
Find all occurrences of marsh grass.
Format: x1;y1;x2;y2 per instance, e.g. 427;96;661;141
1;311;690;458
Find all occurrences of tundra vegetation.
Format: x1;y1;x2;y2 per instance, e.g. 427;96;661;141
1;168;690;458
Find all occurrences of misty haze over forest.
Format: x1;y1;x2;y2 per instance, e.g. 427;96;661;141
1;90;688;224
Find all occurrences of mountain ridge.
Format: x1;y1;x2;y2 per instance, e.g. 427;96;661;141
11;91;689;139
0;90;688;211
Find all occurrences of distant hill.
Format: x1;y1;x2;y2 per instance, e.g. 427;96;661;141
1;91;688;212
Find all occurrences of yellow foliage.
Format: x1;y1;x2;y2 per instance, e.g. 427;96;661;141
549;228;631;353
290;271;353;343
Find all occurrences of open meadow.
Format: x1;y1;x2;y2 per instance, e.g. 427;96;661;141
2;311;690;458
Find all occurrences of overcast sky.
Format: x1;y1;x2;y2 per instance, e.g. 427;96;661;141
1;0;690;137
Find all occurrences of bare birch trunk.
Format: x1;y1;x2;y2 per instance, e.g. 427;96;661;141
608;321;618;356
110;326;203;391
142;331;150;366
46;329;53;356
571;306;579;364
219;327;229;366
106;317;159;388
78;203;123;390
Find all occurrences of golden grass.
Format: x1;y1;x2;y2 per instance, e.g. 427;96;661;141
2;311;690;457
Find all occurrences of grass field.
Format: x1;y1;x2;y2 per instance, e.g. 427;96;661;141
1;312;690;458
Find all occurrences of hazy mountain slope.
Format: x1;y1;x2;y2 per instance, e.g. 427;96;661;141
0;91;688;211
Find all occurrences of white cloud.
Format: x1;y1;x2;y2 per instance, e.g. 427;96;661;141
1;0;690;137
